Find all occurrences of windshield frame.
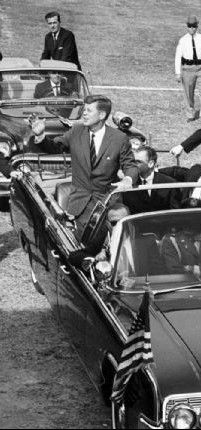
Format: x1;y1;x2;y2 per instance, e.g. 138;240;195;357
0;68;89;102
110;207;201;294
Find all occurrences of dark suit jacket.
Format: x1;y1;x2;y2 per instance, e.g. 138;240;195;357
124;171;181;214
181;129;201;153
41;27;81;70
161;233;199;273
38;124;139;217
135;234;164;276
34;77;72;99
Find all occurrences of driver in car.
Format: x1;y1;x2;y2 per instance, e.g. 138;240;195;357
34;70;73;98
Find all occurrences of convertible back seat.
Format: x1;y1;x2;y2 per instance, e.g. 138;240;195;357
54;181;72;211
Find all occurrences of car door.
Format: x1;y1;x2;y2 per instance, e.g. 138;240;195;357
10;179;60;313
57;261;88;356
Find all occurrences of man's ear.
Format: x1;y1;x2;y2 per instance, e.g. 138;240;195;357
99;110;107;121
149;160;155;170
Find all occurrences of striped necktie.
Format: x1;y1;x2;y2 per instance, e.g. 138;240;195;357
192;36;198;61
90;133;96;169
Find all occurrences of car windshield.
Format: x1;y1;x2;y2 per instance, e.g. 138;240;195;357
114;210;201;292
0;69;88;101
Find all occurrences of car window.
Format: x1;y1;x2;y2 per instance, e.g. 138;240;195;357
115;210;201;291
0;70;88;100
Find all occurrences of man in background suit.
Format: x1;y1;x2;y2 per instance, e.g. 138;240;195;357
41;11;81;71
34;71;73;98
124;145;181;213
30;94;140;238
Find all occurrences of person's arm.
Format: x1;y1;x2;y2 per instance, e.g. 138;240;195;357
170;129;201;157
41;35;50;60
61;33;81;69
181;129;201;153
33;84;41;99
119;136;139;185
175;39;183;82
30;117;71;153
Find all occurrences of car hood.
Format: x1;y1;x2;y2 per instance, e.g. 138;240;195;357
119;290;201;398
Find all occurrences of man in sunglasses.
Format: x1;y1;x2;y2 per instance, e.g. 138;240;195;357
175;14;201;121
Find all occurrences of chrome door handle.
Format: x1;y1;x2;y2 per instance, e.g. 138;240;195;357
51;250;60;259
60;265;70;275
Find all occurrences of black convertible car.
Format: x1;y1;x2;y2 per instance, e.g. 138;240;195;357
0;57;90;197
10;147;201;429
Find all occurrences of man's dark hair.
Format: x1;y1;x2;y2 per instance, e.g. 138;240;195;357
45;11;61;22
84;94;112;120
135;145;158;164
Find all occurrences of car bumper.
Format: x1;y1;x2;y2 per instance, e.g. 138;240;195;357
139;415;163;429
0;173;10;197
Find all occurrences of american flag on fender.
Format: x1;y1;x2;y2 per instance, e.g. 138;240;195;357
111;291;154;404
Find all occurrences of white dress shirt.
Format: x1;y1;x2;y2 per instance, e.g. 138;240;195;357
89;125;106;156
140;170;154;196
50;80;60;96
52;30;60;42
175;32;201;75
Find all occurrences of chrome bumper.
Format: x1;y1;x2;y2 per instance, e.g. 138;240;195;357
139;415;163;429
0;174;10;197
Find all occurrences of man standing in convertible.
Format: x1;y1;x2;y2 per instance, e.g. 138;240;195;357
30;94;140;238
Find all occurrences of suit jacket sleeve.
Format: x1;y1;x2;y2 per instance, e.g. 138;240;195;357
41;35;51;60
37;129;72;153
161;236;184;273
61;32;78;62
119;135;139;184
169;188;181;209
181;129;201;153
34;84;41;99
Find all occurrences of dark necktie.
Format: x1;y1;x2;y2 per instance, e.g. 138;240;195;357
53;33;57;47
192;36;198;61
142;178;147;185
90;133;96;170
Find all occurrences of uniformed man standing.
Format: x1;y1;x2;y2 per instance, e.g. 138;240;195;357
175;14;201;121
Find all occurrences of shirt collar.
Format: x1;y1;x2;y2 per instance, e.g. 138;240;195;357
53;30;60;40
50;80;60;88
89;124;106;139
140;170;155;183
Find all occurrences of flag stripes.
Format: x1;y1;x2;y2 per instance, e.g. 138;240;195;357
111;291;154;404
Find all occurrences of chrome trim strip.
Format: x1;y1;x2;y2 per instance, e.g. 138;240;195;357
145;367;161;423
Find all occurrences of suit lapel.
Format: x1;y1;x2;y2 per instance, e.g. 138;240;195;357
94;126;112;167
80;127;91;170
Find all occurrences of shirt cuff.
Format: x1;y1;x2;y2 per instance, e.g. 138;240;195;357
34;132;45;144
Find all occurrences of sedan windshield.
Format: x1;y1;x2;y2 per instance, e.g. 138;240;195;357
0;69;88;101
115;210;201;291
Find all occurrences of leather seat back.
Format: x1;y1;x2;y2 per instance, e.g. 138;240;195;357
55;181;71;211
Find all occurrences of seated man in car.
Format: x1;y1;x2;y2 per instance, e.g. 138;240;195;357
161;226;200;275
123;145;181;213
34;71;73;98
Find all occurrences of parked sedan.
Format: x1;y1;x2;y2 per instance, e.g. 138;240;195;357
9;151;201;429
0;57;90;197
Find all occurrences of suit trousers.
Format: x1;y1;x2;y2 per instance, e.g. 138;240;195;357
181;65;201;112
